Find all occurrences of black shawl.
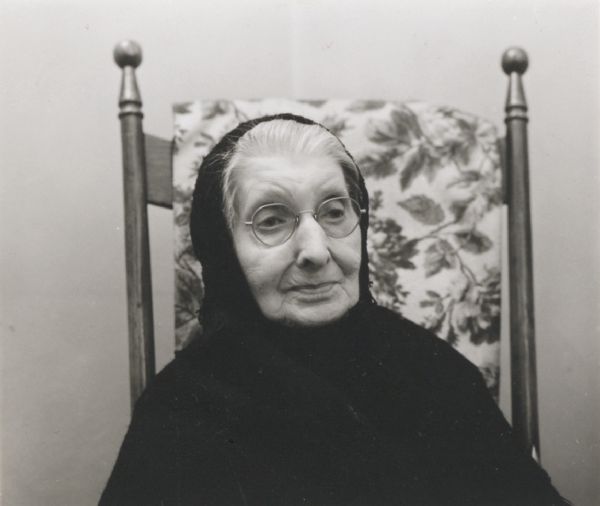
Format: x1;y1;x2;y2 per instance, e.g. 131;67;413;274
101;115;566;505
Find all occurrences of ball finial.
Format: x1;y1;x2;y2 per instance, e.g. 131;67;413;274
114;40;142;69
502;47;528;75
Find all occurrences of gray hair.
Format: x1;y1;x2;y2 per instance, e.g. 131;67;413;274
222;119;361;229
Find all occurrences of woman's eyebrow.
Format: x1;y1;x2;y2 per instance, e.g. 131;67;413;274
317;184;349;200
243;180;349;214
243;185;293;212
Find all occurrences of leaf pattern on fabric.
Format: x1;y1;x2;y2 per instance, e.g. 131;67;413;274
455;229;493;254
424;239;457;277
367;191;417;311
347;100;387;112
321;115;350;137
300;99;328;108
398;195;445;226
202;100;232;120
358;150;399;179
172;99;503;396
173;102;193;115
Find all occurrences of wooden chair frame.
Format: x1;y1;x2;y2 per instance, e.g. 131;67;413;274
113;41;540;458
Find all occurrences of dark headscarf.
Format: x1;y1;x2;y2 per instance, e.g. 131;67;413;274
189;113;375;332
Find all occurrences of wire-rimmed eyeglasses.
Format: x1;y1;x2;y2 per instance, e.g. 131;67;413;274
244;196;365;247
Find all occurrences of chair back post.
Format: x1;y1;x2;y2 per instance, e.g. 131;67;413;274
114;40;156;409
502;47;540;459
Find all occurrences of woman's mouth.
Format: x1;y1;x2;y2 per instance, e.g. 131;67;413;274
288;282;337;298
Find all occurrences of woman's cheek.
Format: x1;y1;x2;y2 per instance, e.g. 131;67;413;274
243;251;287;295
335;234;362;275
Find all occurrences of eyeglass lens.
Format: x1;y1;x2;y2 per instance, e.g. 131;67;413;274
252;197;361;246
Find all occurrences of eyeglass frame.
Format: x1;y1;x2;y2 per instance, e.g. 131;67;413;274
243;196;366;247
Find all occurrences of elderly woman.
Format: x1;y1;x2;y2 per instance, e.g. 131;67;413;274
101;114;566;505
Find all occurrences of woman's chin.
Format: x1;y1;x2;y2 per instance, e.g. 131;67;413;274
272;299;353;328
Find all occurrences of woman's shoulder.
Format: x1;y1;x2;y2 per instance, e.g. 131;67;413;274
129;359;179;419
132;339;213;415
363;303;482;383
363;304;454;350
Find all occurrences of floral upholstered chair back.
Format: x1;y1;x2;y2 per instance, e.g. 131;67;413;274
173;99;503;397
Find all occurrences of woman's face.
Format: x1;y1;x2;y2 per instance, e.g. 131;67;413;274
232;154;362;327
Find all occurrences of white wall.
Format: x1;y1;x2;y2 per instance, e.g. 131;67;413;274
1;1;598;505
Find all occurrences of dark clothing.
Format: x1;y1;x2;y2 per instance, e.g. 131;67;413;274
100;303;565;506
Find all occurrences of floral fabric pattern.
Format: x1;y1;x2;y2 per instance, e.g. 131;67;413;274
172;99;503;397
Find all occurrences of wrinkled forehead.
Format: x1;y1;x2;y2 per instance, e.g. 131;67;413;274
233;154;349;210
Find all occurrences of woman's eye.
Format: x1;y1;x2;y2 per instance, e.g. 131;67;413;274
254;207;293;233
257;216;286;229
321;206;346;222
326;209;345;218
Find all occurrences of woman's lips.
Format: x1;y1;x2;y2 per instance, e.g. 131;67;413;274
287;282;337;296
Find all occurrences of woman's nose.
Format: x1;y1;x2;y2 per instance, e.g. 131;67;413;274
293;214;331;269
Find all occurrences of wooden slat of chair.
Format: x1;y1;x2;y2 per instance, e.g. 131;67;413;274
113;41;540;458
145;134;173;209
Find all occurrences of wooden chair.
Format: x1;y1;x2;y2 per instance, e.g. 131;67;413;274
113;40;540;459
